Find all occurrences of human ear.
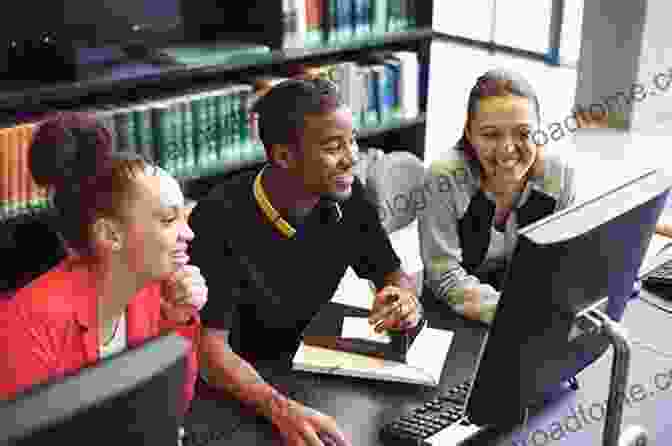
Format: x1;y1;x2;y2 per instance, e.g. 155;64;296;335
92;218;123;251
463;117;474;144
269;144;296;169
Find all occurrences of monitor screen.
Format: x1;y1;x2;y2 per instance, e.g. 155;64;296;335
0;333;188;445
466;167;672;428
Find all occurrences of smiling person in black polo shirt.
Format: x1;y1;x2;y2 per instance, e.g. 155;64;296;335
188;78;423;446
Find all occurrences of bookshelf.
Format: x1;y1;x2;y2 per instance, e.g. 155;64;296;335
0;0;436;290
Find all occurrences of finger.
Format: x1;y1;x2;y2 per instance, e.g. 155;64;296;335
369;302;399;325
170;268;189;283
279;423;306;446
369;292;401;323
175;275;206;291
463;300;482;320
299;420;324;446
373;287;397;306
379;303;416;332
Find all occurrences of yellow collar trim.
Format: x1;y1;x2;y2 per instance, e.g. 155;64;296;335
253;166;296;238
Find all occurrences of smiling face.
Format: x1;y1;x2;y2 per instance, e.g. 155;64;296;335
465;95;539;184
293;105;359;202
113;167;195;281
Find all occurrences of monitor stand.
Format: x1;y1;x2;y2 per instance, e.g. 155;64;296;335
576;308;648;446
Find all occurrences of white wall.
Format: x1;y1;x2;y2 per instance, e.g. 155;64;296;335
630;0;672;130
574;0;648;128
424;40;577;166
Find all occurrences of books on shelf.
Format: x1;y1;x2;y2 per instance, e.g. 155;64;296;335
0;123;48;220
292;52;420;131
283;0;419;49
84;84;266;181
0;43;422;222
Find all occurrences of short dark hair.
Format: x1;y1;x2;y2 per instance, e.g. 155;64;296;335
251;78;344;160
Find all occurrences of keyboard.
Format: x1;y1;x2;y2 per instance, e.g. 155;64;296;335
643;258;672;289
379;380;482;446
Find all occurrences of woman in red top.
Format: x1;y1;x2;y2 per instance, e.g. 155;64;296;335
0;112;207;417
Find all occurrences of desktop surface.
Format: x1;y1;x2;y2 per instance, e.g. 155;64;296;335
184;290;614;446
182;285;672;446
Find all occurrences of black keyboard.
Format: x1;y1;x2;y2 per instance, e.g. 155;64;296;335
643;259;672;288
380;380;480;445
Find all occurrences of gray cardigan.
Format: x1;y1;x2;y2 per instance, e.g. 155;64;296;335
418;147;576;323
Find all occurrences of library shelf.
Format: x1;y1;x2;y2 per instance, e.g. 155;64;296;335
0;28;434;114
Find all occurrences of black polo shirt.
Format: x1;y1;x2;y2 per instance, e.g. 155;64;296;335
188;165;401;364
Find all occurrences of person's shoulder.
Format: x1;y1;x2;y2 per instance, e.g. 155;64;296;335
191;166;261;225
10;261;79;327
427;150;470;181
202;167;259;206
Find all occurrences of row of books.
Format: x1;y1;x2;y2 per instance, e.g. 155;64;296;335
288;51;420;128
87;83;266;181
284;0;418;49
0;123;47;219
0;52;422;220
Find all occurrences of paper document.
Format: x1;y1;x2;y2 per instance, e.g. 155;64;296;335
389;220;424;275
330;267;376;310
341;317;391;343
639;233;672;277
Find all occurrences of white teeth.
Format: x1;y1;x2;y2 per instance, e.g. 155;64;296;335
497;159;518;169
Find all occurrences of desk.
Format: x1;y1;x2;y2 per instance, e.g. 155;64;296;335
183;287;672;446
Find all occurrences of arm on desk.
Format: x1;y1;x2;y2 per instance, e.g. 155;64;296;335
198;328;351;446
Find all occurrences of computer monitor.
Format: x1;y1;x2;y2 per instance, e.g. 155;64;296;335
466;167;672;428
0;333;188;445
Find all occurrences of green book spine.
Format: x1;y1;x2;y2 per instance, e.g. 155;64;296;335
174;102;187;178
192;97;207;172
152;106;176;176
387;0;402;32
169;102;183;177
182;101;195;179
222;89;242;166
217;92;230;163
204;95;218;169
238;87;251;149
372;0;388;35
232;90;243;155
327;0;339;44
150;107;166;169
213;94;224;161
134;107;154;162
